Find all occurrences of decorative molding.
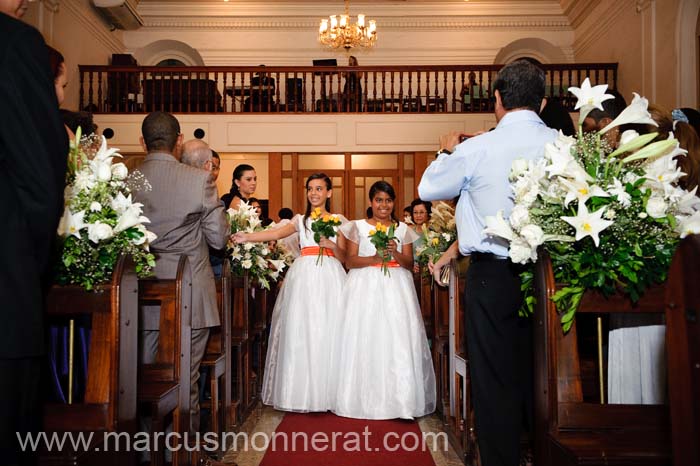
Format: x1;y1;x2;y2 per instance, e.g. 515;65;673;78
41;0;60;13
142;16;571;30
562;0;602;28
62;0;125;53
635;0;653;13
573;0;635;56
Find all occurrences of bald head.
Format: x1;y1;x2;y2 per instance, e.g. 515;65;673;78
181;139;212;170
0;0;29;18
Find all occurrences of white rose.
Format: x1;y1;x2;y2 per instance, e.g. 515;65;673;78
241;259;253;269
646;196;667;219
520;224;545;248
619;129;640;146
87;221;114;243
442;233;451;242
638;212;648;219
508;237;535;264
111;162;128;180
509;204;530;230
91;160;112;182
510;159;529;179
89;201;102;212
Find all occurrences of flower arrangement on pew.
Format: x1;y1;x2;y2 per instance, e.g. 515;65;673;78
55;128;157;290
416;201;457;283
483;78;700;331
227;200;289;290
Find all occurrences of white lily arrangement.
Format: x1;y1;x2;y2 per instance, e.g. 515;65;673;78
56;128;157;290
483;78;700;331
226;201;290;290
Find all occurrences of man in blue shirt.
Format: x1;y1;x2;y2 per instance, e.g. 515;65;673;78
418;60;557;466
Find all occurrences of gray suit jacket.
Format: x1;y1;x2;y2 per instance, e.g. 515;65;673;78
134;152;228;330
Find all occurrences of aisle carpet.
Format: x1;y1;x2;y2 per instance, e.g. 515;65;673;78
258;412;437;466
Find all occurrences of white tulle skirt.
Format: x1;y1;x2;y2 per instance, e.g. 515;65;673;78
261;254;346;412
329;266;436;419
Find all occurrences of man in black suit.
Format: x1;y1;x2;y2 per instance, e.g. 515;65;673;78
0;3;69;465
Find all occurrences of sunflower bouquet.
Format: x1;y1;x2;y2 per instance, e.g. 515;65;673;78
309;207;342;265
369;221;397;276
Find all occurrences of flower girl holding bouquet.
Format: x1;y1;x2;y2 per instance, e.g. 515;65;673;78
233;173;347;412
331;181;436;419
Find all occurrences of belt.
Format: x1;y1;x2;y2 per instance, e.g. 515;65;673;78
470;252;508;263
371;260;400;268
301;246;335;257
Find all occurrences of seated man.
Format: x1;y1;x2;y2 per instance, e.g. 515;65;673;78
244;65;276;111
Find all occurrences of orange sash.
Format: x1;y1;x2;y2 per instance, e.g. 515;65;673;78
372;260;400;268
301;246;335;257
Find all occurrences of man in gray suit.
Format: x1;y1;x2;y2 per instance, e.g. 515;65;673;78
134;112;228;438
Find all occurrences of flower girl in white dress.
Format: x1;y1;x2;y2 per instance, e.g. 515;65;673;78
331;181;436;419
234;173;347;412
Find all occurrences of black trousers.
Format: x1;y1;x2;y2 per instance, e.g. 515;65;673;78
464;259;533;466
0;358;42;466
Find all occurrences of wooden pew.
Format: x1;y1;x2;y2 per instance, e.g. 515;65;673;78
230;275;250;429
665;235;700;466
41;255;138;466
138;256;193;466
414;270;435;344
200;260;232;448
533;251;671;466
433;278;451;416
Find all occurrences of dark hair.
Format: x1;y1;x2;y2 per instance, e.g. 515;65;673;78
60;109;97;135
492;59;545;112
367;180;398;223
587;89;627;123
225;163;256;205
403;206;412;214
278;207;294;220
410;198;432;221
680;108;700;137
539;99;576;136
211;149;220;161
46;45;65;81
141;111;180;152
303;173;332;229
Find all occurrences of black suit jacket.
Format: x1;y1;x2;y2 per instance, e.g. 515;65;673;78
0;14;68;358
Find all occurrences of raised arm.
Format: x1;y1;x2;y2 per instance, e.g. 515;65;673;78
418;131;469;202
235;222;297;244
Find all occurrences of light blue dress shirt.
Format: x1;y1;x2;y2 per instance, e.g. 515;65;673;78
418;110;557;258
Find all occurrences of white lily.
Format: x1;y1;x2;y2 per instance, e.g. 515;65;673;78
561;202;614;247
93;136;122;163
114;205;150;233
268;259;287;273
544;140;576;178
508;236;537;264
256;255;268;269
599;93;657;135
509;204;530;230
568;78;614;122
676;211;700;238
482;210;515;241
607;178;632;207
643;152;685;198
520;224;545;248
58;209;86;238
676;187;700;214
241;259;253;269
510;158;529;179
559;178;609;207
111;192;133;214
90;159;113;182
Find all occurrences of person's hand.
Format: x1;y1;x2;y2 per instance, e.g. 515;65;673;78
318;237;335;251
386;239;399;256
439;131;461;153
413;263;420;274
232;232;248;244
429;256;449;287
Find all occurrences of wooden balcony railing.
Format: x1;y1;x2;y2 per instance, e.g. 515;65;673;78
79;63;617;115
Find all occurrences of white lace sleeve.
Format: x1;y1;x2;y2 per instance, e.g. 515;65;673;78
400;223;421;245
339;221;360;244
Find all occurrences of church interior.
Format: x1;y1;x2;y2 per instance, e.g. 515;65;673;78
10;0;700;465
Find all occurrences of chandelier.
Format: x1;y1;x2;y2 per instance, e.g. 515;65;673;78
318;0;377;51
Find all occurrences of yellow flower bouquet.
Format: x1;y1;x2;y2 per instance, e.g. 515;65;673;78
309;207;342;265
369;221;397;276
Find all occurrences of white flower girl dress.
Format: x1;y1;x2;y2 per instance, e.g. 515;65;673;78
330;220;436;419
261;214;347;412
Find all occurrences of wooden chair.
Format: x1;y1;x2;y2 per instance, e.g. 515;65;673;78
41;255;138;466
200;260;232;450
533;251;671;466
230;275;250;428
138;256;193;466
665;235;700;466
